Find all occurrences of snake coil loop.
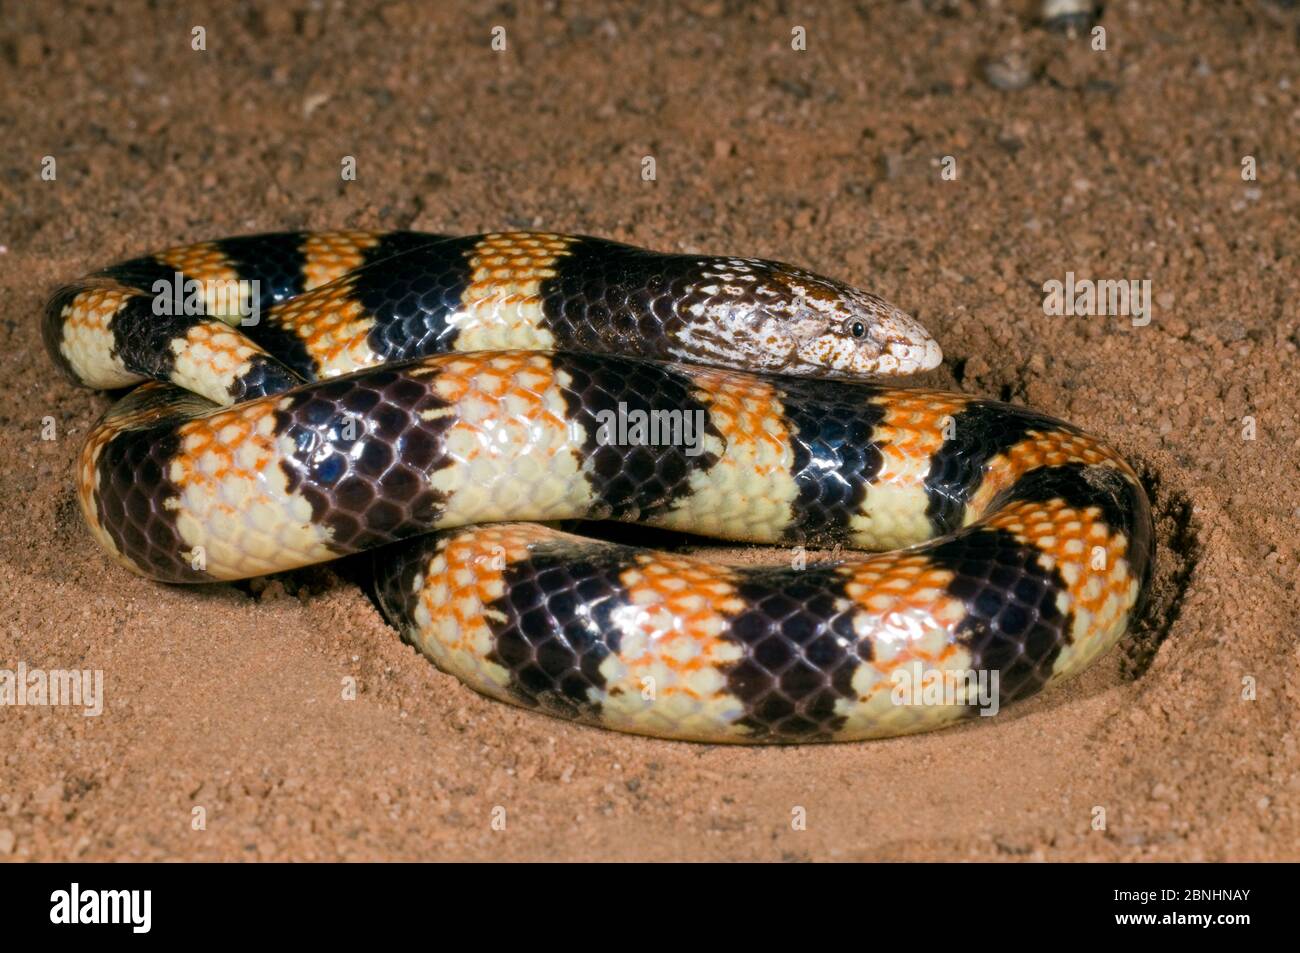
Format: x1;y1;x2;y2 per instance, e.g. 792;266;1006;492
44;231;1152;742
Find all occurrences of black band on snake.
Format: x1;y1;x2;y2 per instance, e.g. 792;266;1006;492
43;230;1153;743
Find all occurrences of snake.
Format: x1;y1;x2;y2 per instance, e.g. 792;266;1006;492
42;230;1154;743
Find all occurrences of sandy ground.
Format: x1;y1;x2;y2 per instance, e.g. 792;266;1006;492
1;0;1297;861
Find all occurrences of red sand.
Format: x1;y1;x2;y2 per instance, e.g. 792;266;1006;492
1;1;1296;860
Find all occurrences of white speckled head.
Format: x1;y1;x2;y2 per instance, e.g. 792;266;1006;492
672;258;942;379
779;275;942;377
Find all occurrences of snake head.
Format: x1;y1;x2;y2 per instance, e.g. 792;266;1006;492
783;275;942;378
675;258;942;379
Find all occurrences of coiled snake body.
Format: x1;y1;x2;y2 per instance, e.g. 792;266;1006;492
44;231;1153;743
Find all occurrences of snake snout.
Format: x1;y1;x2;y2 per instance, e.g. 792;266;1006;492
887;335;943;374
863;308;943;375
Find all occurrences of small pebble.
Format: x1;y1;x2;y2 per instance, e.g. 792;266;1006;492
303;92;331;118
882;153;907;179
982;51;1036;91
1219;321;1248;343
1042;0;1099;34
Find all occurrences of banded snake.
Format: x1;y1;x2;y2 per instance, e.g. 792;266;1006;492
43;231;1153;743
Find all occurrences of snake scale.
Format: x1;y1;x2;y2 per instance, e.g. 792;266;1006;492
43;230;1153;743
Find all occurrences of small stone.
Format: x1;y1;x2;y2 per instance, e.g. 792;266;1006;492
882;153;907;179
1156;291;1175;310
0;830;14;855
775;78;812;100
1219;321;1247;343
250;578;287;602
1042;0;1099;35
302;92;331;118
982;51;1036;91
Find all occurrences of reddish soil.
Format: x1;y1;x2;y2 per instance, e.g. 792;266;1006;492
0;0;1296;860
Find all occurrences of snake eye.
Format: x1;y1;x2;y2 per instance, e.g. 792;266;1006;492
849;321;866;339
